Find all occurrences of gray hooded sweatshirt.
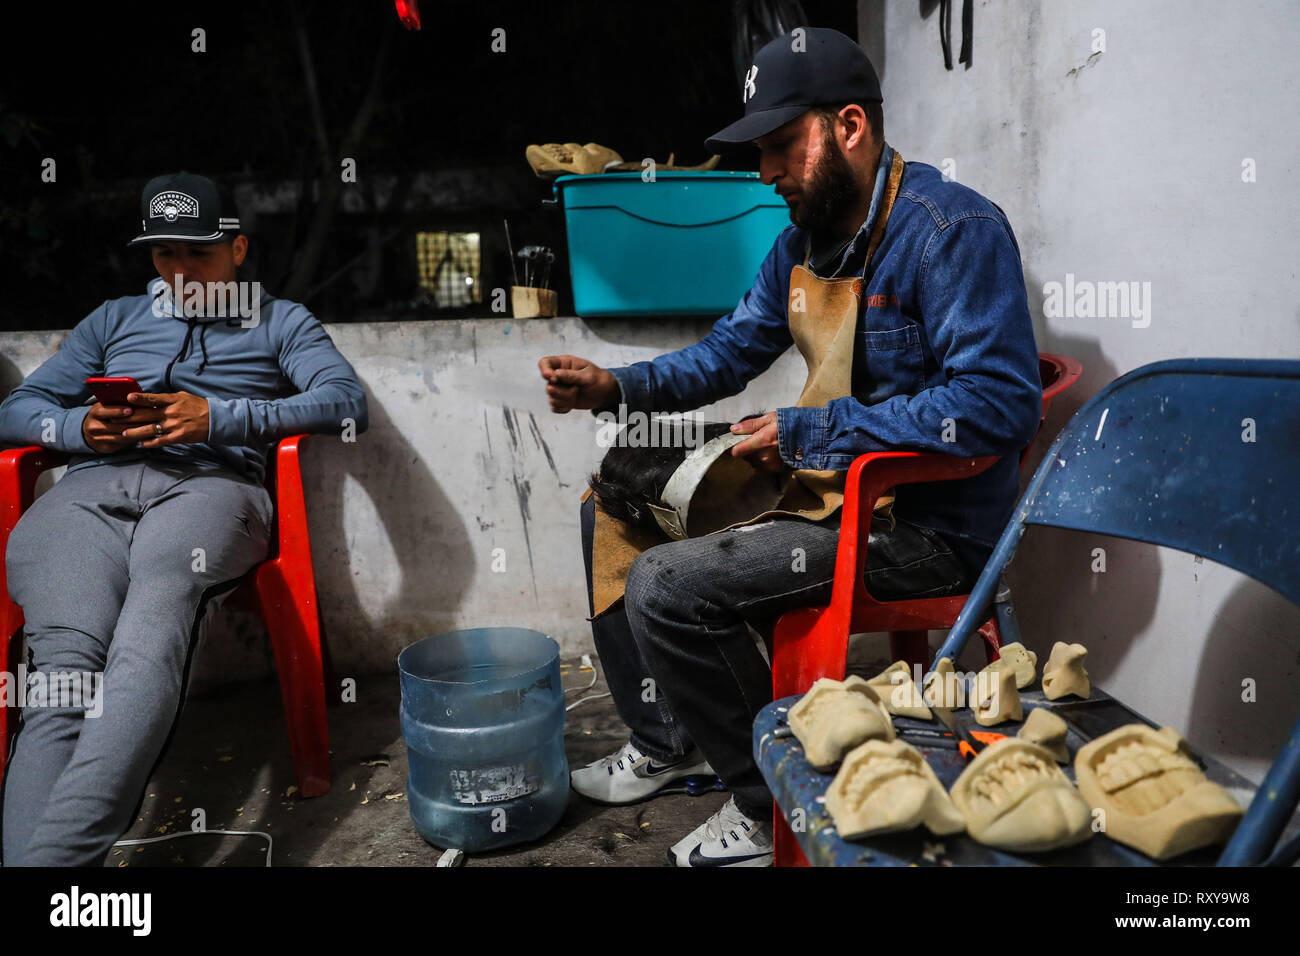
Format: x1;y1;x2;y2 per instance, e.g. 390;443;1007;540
0;278;368;484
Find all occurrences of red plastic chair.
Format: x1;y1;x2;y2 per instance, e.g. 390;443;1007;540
0;435;333;798
769;352;1081;866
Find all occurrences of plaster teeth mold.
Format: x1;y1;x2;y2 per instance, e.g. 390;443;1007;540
973;664;1022;726
826;738;965;839
922;656;963;709
984;642;1038;689
1018;707;1070;763
788;676;894;770
1042;642;1091;700
1073;725;1243;860
950;737;1093;852
867;660;933;720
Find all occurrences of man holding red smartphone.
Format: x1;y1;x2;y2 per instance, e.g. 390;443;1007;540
0;172;368;866
81;376;213;454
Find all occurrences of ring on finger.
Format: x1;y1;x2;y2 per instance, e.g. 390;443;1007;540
154;423;163;437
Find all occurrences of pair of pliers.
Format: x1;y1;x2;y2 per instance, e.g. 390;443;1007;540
932;707;1005;761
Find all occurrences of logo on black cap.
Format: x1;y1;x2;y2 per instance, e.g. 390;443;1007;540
149;190;199;223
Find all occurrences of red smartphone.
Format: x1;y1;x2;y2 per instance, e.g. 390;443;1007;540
86;376;142;407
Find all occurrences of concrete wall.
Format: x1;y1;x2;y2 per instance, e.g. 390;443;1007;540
0;320;808;692
861;0;1300;780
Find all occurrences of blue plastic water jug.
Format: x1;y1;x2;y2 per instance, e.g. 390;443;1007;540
398;627;569;852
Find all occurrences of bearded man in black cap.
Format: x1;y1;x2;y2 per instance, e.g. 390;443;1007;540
539;28;1041;866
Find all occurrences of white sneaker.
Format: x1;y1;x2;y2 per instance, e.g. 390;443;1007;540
667;796;773;867
570;740;716;805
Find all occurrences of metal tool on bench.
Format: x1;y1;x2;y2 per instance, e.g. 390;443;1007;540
774;721;961;752
894;725;958;750
897;731;959;751
932;707;1005;761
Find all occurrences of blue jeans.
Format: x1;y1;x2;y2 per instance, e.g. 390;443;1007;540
580;495;697;761
580;495;977;819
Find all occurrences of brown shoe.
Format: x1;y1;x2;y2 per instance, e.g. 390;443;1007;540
525;142;624;178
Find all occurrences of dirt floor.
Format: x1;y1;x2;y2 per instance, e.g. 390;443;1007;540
110;659;729;867
113;644;897;867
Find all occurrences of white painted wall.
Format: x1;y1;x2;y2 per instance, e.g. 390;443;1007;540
861;0;1300;780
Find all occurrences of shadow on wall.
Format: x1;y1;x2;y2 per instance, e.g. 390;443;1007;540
0;345;73;495
189;389;476;689
1009;526;1163;691
1188;577;1300;771
858;0;886;80
301;391;475;676
0;354;45;494
0;353;24;394
1003;273;1166;691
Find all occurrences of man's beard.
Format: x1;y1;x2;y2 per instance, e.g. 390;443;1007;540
789;128;862;234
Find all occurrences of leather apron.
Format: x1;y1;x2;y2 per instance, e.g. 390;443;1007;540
587;150;907;619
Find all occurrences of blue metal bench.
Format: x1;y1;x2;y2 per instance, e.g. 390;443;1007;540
756;359;1300;866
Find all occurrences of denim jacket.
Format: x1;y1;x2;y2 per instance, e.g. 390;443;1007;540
601;144;1042;571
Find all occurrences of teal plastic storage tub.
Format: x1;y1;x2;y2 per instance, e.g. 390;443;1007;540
552;171;790;316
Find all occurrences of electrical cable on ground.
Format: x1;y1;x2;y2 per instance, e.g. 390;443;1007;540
566;653;611;711
113;828;274;866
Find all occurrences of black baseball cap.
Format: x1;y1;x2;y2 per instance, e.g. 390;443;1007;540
128;172;241;246
705;28;882;152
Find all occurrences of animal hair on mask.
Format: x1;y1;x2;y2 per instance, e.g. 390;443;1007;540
588;412;767;537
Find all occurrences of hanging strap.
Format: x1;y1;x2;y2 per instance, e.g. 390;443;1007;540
940;0;973;70
959;0;973;66
939;0;953;69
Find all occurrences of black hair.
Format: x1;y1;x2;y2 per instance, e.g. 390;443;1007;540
589;413;766;536
813;100;884;144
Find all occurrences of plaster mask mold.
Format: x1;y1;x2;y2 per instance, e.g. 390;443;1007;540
1074;724;1243;860
867;660;933;720
986;642;1038;689
922;656;963;709
950;737;1093;852
1042;642;1090;700
973;664;1022;726
826;738;966;839
788;675;895;770
1018;707;1070;763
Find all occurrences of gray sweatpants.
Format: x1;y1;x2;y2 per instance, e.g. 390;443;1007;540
1;458;272;866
